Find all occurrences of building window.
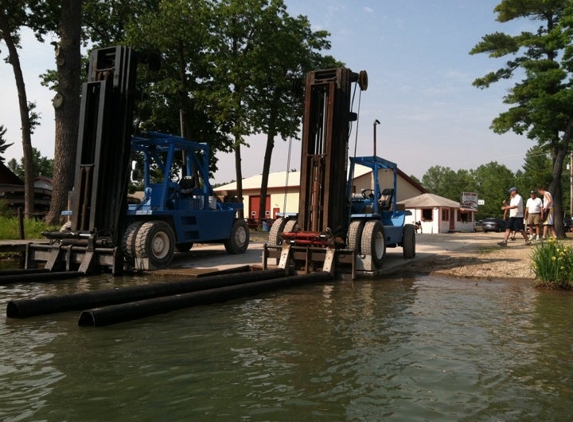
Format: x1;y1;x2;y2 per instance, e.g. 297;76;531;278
442;209;449;221
422;208;433;221
459;211;470;223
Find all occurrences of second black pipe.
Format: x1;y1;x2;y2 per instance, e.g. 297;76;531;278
6;268;286;318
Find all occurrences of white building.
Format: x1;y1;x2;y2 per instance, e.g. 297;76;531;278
214;165;426;224
398;193;476;233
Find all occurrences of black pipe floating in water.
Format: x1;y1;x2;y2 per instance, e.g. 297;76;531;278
0;268;50;277
0;271;85;286
78;271;333;327
6;269;286;318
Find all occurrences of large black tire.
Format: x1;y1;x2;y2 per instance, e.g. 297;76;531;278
347;220;365;253
134;220;176;268
268;218;288;246
361;220;386;270
175;242;194;253
224;219;249;254
402;224;416;259
121;221;144;259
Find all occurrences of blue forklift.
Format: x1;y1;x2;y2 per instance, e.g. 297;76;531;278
25;46;248;274
123;131;248;270
264;68;415;277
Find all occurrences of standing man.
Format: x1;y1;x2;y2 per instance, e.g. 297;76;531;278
525;190;543;240
498;187;531;247
538;185;557;239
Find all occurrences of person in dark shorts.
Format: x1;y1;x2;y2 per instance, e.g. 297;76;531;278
498;187;531;247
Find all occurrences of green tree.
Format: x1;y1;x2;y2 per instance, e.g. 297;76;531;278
126;0;230;166
249;7;339;227
421;165;457;198
470;0;573;237
472;162;516;219
202;0;275;218
8;147;54;180
520;145;553;191
7;158;19;175
422;166;479;205
0;124;14;162
83;0;161;47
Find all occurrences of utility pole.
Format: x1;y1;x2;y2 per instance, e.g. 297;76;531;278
570;152;572;217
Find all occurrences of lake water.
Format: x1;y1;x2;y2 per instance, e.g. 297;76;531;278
1;272;572;421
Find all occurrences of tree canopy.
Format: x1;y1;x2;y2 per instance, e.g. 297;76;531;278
0;125;14;163
2;0;337;222
470;0;573;236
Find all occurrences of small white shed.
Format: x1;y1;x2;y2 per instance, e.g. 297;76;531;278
398;193;476;234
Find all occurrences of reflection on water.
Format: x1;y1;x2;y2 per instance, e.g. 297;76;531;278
1;274;572;421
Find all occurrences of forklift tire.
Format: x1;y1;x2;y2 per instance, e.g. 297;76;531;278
134;221;176;268
268;218;288;246
361;220;386;269
224;219;250;254
121;221;145;259
282;219;297;234
402;224;416;259
347;220;365;253
175;243;194;253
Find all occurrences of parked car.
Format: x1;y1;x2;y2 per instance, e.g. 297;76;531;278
482;218;506;233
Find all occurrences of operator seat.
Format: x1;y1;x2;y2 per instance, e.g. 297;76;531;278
379;188;394;211
179;176;196;195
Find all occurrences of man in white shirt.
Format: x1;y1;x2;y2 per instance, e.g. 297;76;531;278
498;187;531;247
525;190;543;240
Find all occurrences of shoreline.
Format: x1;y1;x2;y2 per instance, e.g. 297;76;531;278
178;231;538;280
0;232;539;280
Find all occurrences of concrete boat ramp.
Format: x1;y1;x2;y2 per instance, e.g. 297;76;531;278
0;232;501;278
157;232;498;277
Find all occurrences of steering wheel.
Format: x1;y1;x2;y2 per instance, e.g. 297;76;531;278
361;189;375;199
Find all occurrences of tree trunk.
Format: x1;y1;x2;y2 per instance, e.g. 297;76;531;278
45;0;82;225
549;148;565;238
258;134;274;229
551;122;573;239
0;10;35;218
234;140;244;219
258;98;280;229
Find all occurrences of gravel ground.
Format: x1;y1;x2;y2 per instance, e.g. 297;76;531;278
160;231;551;280
252;230;539;280
408;232;536;280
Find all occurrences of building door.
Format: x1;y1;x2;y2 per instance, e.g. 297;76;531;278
248;195;271;221
449;208;456;231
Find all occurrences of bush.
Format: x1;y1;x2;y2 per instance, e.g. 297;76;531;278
531;238;573;290
0;216;59;240
0;199;14;218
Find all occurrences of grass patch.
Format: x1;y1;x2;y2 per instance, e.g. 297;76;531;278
0;216;60;240
531;238;573;290
477;245;500;254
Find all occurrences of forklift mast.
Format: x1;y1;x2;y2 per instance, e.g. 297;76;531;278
298;68;367;235
71;46;140;245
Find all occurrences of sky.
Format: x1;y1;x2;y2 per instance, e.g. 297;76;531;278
0;0;536;184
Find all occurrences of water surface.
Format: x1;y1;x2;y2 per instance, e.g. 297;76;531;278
1;274;572;421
